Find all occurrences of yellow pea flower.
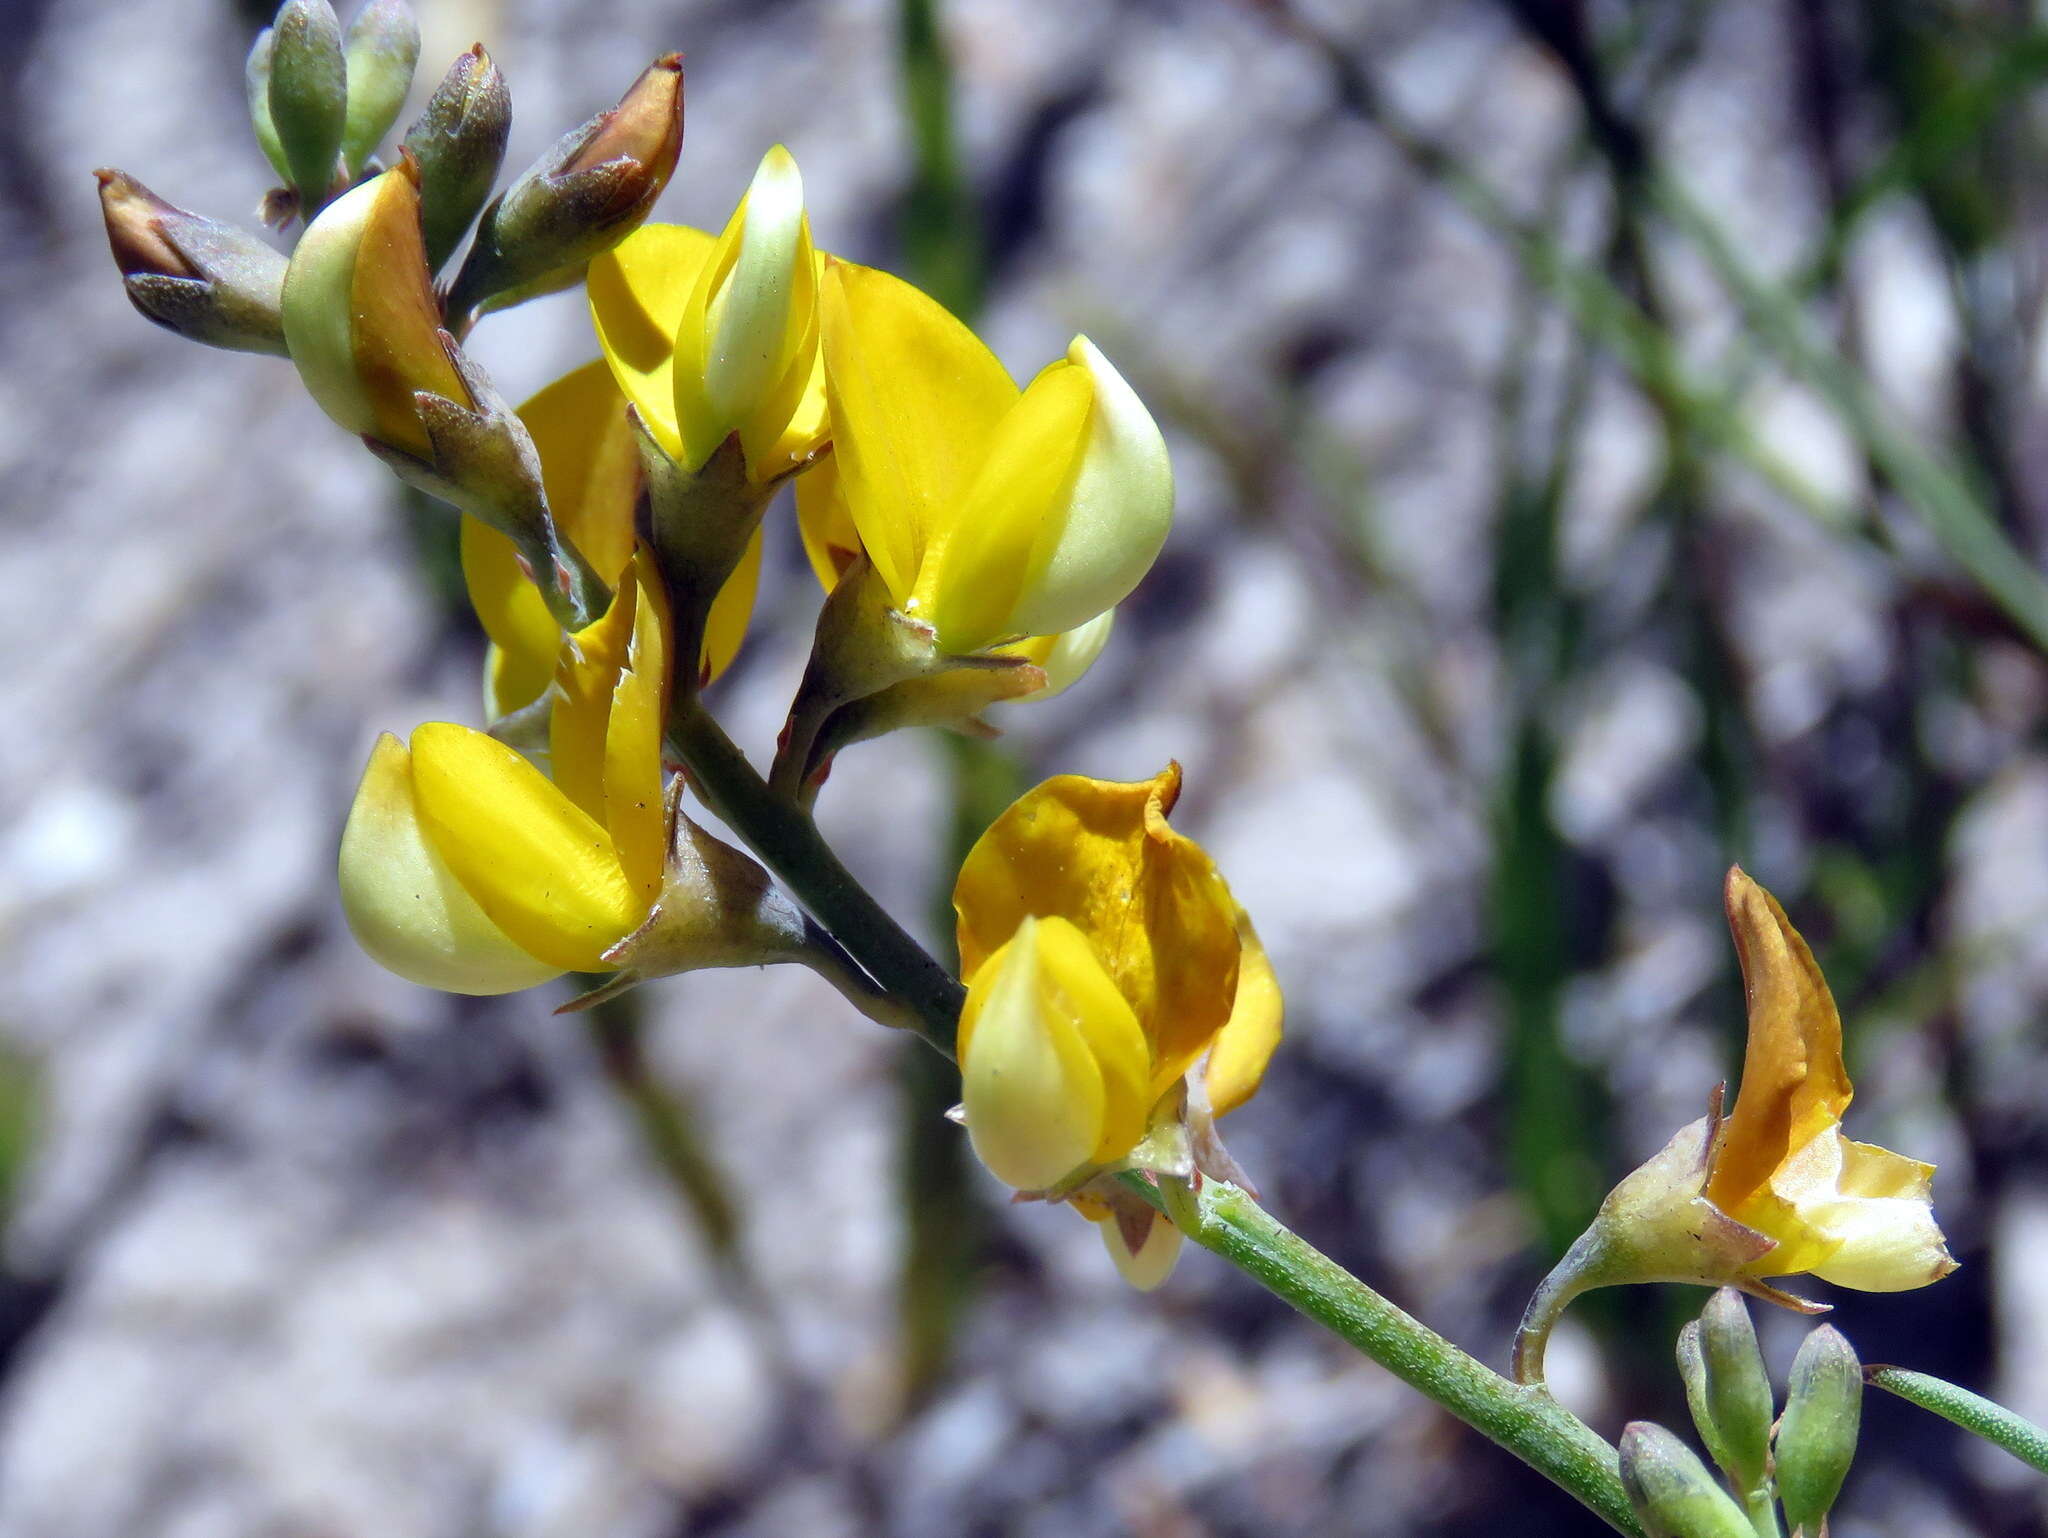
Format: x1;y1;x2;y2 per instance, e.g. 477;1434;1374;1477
953;765;1284;1284
339;549;671;993
587;145;827;479
1704;868;1955;1291
459;360;761;720
1512;866;1954;1383
817;261;1173;656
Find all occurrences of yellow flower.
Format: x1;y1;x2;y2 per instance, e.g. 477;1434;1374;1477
1512;867;1954;1383
1705;868;1955;1291
816;261;1173;655
338;549;671;993
587;145;827;479
459;360;761;720
952;765;1283;1281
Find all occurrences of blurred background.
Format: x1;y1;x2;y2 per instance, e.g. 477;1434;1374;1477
5;0;2048;1532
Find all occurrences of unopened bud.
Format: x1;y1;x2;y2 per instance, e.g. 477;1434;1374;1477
403;45;511;272
1697;1288;1773;1493
1617;1423;1758;1538
267;0;349;212
281;158;466;456
448;54;682;318
340;0;420;174
1776;1325;1862;1536
245;29;291;183
96;170;288;355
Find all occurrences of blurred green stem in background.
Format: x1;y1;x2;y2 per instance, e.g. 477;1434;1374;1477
891;0;1003;1413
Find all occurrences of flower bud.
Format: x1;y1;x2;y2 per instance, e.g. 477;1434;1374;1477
281;157;467;457
449;54;683;318
1696;1288;1774;1493
245;29;290;183
267;0;349;211
1098;1204;1183;1291
1775;1325;1862;1536
697;145;810;450
402;45;511;272
1617;1423;1759;1538
340;0;420;175
96;170;289;355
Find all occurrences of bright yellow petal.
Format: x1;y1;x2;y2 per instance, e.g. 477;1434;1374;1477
702;523;763;686
588;223;718;462
954;764;1240;1086
462;518;557;719
521;360;641;584
819;261;1016;606
958;919;1107;1191
793;451;864;592
605;552;671;900
1206;905;1284;1118
549;575;640;826
337;734;563;994
1706;868;1855;1215
408;721;640;972
924;360;1093;652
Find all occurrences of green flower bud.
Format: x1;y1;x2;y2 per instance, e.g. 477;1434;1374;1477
1618;1423;1759;1538
447;54;683;320
95;169;288;355
1675;1321;1740;1484
340;0;420;175
1697;1287;1774;1493
402;45;511;273
267;0;349;213
1776;1325;1863;1536
245;28;290;183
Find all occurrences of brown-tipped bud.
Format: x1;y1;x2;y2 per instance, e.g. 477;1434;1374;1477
267;0;349;213
446;54;682;319
402;45;511;273
280;157;468;456
96;170;289;355
340;0;420;175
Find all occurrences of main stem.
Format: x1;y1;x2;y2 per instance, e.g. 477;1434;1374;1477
665;702;1641;1534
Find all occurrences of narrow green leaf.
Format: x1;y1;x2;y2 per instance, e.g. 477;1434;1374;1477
1868;1366;2048;1476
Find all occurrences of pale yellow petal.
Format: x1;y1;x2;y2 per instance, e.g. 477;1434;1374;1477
1005;337;1174;639
588;223;718;461
958;918;1106;1191
819;261;1017;606
338;734;562;994
408;721;639;972
1030;610;1115;701
703;146;807;439
1097;1208;1184;1291
1031;914;1155;1162
924;360;1093;652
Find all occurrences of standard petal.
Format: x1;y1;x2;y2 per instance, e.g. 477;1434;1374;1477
819;261;1016;606
1206;904;1285;1118
588;223;718;461
1707;868;1855;1215
958;918;1107;1191
338;733;562;994
924;360;1094;653
462;517;556;719
1005;337;1173;639
408;721;640;972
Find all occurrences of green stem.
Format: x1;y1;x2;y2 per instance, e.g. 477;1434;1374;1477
1148;1175;1642;1536
1867;1365;2048;1475
1742;1486;1782;1538
666;701;966;1059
